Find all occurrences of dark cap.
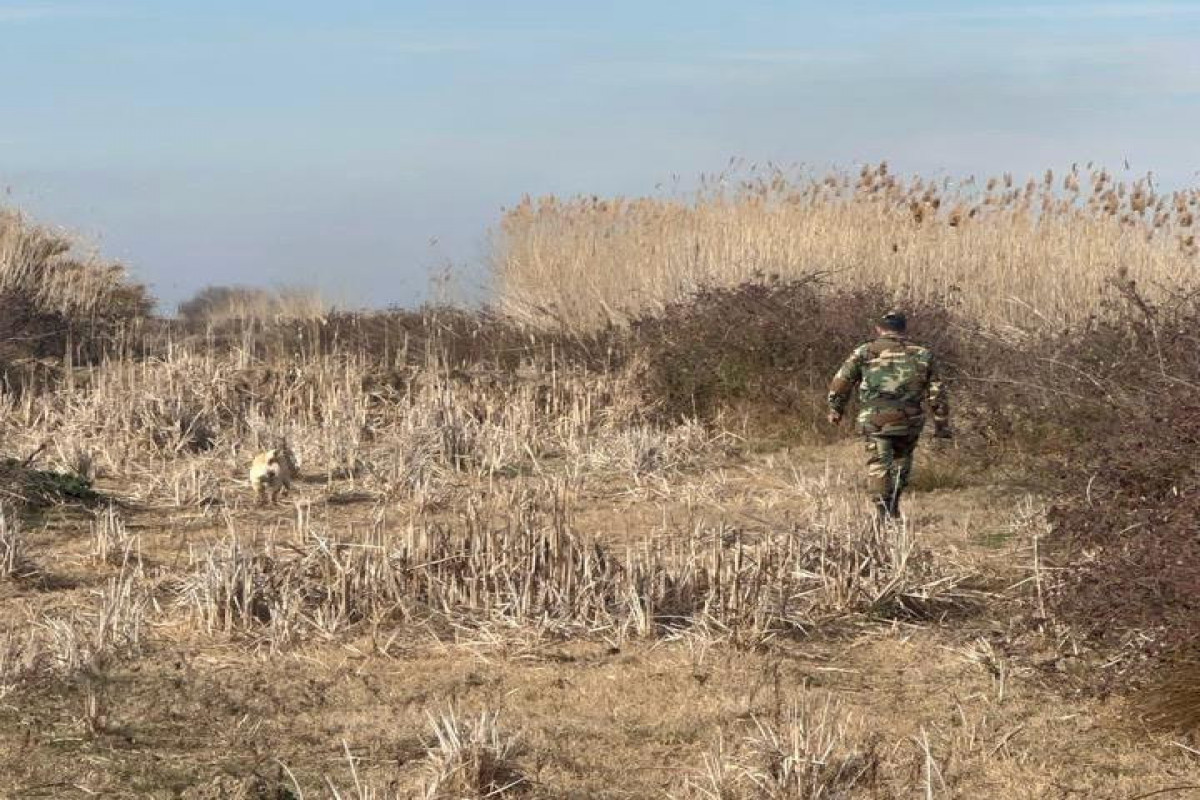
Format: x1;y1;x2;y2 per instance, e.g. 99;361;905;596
878;310;907;331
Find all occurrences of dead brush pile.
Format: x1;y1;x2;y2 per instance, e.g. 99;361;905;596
978;279;1200;698
0;456;98;511
178;480;971;648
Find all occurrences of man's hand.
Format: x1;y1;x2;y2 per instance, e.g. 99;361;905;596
826;410;842;426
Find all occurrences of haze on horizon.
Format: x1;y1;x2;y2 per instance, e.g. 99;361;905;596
2;0;1197;311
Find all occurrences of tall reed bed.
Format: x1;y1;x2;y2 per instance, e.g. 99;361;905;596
494;163;1199;332
0;210;149;319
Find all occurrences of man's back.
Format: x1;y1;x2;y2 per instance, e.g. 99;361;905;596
828;334;943;436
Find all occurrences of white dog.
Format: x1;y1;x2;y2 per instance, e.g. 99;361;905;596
248;447;295;505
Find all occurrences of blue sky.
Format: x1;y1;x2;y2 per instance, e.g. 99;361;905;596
2;1;1198;309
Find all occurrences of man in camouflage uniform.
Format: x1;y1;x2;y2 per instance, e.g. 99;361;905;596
826;311;949;523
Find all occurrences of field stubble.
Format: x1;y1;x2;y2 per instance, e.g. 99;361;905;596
0;332;1193;798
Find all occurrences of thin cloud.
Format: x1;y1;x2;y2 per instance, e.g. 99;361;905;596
917;3;1200;22
264;28;482;56
715;49;863;66
383;41;478;55
0;3;119;23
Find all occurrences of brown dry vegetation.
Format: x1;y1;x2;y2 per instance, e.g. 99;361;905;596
0;211;150;321
177;286;330;325
494;162;1198;332
1;168;1200;798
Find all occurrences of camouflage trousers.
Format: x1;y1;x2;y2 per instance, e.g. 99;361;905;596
864;432;921;517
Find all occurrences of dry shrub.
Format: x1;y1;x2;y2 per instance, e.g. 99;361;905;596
679;694;877;799
985;280;1200;692
494;163;1197;333
741;700;876;799
46;570;146;677
177;284;329;324
629;276;969;423
422;710;527;798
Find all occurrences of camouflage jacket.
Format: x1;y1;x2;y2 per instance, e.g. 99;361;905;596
827;334;948;436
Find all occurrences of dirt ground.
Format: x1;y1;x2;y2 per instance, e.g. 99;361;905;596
1;439;1197;799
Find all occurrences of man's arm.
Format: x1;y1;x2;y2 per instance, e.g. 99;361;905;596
827;348;863;424
927;355;951;437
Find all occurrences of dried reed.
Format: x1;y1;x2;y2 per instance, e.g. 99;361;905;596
494;163;1198;332
177;478;970;649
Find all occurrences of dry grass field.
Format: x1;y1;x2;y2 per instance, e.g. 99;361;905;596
1;171;1199;798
